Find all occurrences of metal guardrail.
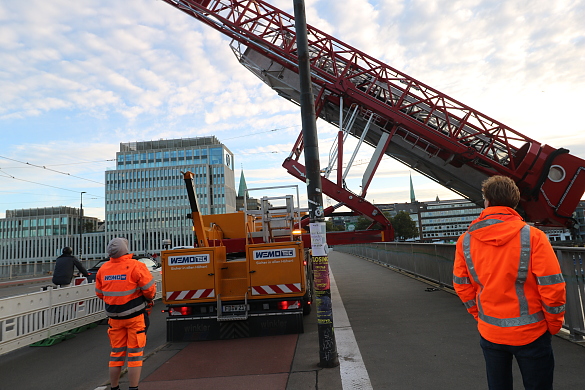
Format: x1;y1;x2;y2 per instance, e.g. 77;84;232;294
0;273;162;356
335;242;585;342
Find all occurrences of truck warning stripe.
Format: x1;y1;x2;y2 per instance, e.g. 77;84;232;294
251;283;301;295
166;288;214;300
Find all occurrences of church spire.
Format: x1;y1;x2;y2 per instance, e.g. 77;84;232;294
409;172;416;203
237;169;248;198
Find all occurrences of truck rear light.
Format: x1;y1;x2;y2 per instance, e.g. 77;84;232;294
278;300;301;310
169;306;192;316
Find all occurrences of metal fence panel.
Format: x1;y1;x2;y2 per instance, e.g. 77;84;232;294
0;272;162;355
335;242;585;341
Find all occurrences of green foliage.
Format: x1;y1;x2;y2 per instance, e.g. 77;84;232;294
354;216;372;231
391;211;419;240
325;211;419;241
352;211;419;241
83;221;95;233
325;220;345;232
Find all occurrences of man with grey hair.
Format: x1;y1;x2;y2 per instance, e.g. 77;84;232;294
453;176;566;390
95;237;156;390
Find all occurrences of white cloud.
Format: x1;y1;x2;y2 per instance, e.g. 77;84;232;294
1;0;585;219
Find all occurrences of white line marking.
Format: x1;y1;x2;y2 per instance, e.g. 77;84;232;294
330;268;374;390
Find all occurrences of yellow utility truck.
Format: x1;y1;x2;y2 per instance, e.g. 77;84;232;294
161;172;313;341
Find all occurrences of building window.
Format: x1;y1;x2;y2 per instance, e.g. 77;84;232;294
210;147;223;164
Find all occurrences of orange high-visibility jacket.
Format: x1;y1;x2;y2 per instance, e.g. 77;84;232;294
453;206;566;346
95;254;156;319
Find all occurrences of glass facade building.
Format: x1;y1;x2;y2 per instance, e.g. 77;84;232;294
0;207;102;265
105;136;236;256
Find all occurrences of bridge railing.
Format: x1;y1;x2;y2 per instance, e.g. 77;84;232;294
0;273;162;356
335;242;585;342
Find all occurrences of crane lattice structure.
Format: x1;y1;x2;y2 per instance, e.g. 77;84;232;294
163;0;585;231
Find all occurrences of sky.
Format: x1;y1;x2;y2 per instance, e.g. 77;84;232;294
1;0;584;220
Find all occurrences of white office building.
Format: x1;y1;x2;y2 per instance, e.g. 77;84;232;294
0;207;102;266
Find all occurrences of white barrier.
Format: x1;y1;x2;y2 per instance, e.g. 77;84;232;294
0;273;162;356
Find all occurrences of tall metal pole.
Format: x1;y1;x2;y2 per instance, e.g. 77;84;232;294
144;205;149;256
293;0;338;368
79;191;86;260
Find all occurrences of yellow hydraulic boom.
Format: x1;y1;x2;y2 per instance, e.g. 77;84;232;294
182;171;209;247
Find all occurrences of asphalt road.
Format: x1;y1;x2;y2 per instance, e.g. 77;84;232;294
0;277;54;298
0;300;168;390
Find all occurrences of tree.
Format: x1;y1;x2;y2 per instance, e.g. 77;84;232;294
326;220;344;232
83;221;95;233
354;215;373;231
391;211;419;241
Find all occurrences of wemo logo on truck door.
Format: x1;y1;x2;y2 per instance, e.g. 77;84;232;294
253;248;296;261
168;254;210;266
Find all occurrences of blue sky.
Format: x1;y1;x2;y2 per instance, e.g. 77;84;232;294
1;0;584;220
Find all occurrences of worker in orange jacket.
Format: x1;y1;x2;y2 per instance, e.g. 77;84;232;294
96;237;156;390
454;176;565;390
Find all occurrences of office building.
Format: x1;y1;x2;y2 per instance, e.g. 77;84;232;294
0;207;102;265
105;136;236;255
418;199;483;242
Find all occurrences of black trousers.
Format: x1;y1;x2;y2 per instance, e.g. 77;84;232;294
480;331;554;390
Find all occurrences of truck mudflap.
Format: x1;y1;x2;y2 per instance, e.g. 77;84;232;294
166;312;304;341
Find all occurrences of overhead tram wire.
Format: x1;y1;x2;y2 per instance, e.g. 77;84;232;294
0;170;102;197
222;125;301;141
0;155;106;185
0;158;115;168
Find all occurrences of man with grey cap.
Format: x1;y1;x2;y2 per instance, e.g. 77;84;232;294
95;237;156;390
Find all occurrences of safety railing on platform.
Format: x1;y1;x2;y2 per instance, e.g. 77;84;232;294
0;273;162;356
334;243;585;342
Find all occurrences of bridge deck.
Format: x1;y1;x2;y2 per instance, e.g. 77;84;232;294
134;251;584;389
1;251;583;389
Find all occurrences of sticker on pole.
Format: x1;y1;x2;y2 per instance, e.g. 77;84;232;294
309;222;328;256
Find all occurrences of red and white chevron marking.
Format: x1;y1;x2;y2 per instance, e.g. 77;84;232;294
251;283;302;295
166;288;214;300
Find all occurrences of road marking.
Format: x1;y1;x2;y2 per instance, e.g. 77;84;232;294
330;268;373;390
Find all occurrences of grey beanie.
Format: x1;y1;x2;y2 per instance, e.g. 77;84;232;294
107;237;129;258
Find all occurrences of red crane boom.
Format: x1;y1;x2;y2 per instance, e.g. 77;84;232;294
162;0;585;228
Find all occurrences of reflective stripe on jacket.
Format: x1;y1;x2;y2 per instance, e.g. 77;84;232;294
95;254;157;319
453;206;566;346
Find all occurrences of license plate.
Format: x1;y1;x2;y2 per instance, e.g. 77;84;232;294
223;304;246;312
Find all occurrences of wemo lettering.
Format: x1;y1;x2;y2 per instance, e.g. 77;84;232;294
168;254;210;265
253;249;295;260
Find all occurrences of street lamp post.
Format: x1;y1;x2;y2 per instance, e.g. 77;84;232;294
143;205;149;256
293;0;338;368
80;191;86;260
